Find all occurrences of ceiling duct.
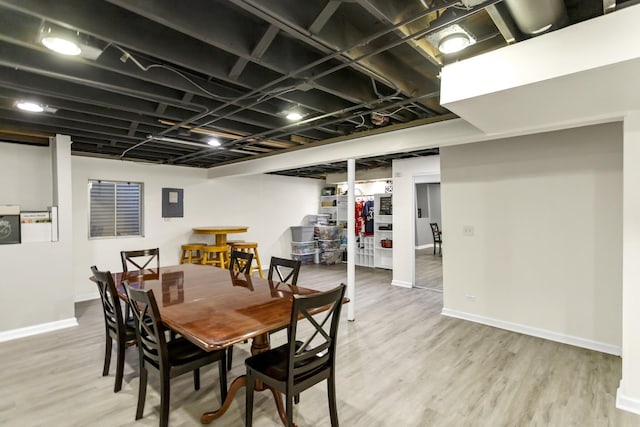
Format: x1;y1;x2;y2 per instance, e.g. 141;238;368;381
504;0;568;35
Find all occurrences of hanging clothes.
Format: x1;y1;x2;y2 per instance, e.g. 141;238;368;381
355;199;365;236
364;199;374;235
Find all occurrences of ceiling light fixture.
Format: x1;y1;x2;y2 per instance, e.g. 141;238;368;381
286;111;303;121
438;33;471;54
39;24;82;56
15;101;45;113
425;23;476;55
207;138;221;147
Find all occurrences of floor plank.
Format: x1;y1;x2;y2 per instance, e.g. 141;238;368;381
0;263;637;426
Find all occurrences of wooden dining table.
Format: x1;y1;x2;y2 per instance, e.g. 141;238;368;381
113;263;320;425
192;226;248;247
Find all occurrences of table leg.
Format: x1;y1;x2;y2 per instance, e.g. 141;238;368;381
201;333;293;426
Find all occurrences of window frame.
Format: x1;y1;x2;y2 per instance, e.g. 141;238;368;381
87;179;144;239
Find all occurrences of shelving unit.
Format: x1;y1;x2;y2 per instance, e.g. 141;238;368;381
355;235;374;267
374;193;393;269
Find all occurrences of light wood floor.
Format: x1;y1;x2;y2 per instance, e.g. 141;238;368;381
415;248;443;292
1;264;638;426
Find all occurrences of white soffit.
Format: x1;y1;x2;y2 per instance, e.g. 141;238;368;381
440;4;640;135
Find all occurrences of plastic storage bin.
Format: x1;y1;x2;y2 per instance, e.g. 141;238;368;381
291;226;314;242
319;249;343;265
291;241;316;254
318;239;340;250
314;225;341;240
291;253;316;265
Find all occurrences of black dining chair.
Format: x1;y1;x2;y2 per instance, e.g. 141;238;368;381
430;222;442;255
90;266;137;393
124;284;227;427
268;256;302;285
229;250;253;274
245;283;347;427
225;251;255;370
121;248;160;273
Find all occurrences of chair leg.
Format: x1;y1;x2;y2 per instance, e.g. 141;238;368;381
294;393;300;404
219;355;228;403
227;345;234;371
136;367;148;420
253;249;263;278
103;335;112;376
114;342;125;392
193;368;200;390
245;371;255;427
160;371;171;427
286;393;294;427
328;374;339;427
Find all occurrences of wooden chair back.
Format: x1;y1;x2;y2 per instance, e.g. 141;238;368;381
268;256;302;285
287;283;346;385
229;250;253;274
91;266;127;340
123;284;168;372
121;248;160;273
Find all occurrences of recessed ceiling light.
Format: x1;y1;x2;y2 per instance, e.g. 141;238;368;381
41;36;82;56
438;33;471;54
286;111;303;121
207;138;221;147
15;101;45;113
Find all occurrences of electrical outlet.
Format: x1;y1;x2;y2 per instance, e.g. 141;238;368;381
465;294;476;301
463;225;474;236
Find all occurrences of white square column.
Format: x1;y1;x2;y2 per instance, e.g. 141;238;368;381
619;111;640;414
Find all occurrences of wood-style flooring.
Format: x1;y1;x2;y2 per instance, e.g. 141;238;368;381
415;247;443;292
1;263;638;426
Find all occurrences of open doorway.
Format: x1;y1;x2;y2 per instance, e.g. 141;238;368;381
414;179;442;292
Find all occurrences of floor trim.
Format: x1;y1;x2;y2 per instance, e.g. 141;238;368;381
0;317;79;343
441;308;621;356
617;382;640;414
391;279;412;288
75;292;99;302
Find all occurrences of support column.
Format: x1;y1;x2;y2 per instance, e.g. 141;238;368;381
347;159;355;321
618;111;640;414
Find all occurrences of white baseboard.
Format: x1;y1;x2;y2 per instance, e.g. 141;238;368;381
0;317;78;343
391;279;412;288
617;382;640;415
416;244;433;250
441;308;621;356
75;291;99;302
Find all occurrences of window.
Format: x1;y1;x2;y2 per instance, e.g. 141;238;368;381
89;180;143;238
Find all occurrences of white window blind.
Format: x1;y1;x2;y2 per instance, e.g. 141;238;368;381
89;180;143;238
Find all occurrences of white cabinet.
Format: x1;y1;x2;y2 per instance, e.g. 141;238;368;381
374;193;393;269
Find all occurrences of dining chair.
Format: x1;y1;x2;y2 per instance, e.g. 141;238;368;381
229;250;253;274
429;222;442;255
268;256;302;285
245;283;347;427
225;250;255;370
124;283;227;427
121;248;160;273
228;242;264;278
90;266;137;392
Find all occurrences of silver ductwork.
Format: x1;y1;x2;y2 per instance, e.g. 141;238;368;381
504;0;568;35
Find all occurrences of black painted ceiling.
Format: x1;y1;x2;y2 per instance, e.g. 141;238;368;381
0;0;625;178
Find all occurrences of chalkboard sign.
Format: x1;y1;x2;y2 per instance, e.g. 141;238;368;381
379;196;392;215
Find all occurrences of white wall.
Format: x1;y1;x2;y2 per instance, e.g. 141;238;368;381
391;156;441;287
72;156;323;299
0;143;52;210
0;138;75;336
440;123;623;352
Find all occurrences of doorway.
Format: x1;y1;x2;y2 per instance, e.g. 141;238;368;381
414;180;442;292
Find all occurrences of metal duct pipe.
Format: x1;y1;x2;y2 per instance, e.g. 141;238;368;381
504;0;568;35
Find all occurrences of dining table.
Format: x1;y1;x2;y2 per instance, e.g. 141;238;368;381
113;263;322;425
192;226;248;247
